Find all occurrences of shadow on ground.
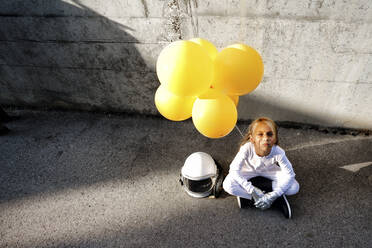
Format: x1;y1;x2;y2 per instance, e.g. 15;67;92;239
1;109;371;247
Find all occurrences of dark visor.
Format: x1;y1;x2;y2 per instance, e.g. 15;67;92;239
184;178;213;193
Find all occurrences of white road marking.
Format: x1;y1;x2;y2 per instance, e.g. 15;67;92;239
286;136;372;152
340;162;372;172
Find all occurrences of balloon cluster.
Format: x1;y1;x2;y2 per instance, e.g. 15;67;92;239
155;38;264;139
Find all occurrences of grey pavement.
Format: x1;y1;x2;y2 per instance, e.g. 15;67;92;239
1;109;371;248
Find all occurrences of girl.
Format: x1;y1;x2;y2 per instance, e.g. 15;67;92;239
223;117;299;218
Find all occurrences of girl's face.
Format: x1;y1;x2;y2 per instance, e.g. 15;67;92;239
250;122;277;157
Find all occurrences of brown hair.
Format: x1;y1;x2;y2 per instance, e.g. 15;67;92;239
240;117;279;147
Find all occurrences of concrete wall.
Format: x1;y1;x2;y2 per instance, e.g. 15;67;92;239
0;0;371;129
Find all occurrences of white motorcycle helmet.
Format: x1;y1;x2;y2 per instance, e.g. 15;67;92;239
179;152;224;198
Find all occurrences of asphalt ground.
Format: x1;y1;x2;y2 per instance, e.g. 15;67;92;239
0;109;371;248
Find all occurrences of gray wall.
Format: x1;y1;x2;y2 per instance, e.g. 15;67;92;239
0;0;371;129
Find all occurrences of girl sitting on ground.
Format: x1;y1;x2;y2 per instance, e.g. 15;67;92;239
223;117;299;218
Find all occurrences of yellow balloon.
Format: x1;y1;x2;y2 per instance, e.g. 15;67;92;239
192;90;237;138
189;38;218;61
200;87;239;107
228;95;239;107
155;84;196;121
156;40;213;96
228;43;253;52
213;44;264;96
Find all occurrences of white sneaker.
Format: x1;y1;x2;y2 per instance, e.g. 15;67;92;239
237;197;242;208
237;196;254;209
273;195;292;219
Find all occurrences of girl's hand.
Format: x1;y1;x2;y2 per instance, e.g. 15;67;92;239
251;186;265;202
254;192;278;210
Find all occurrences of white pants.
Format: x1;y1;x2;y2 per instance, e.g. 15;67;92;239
223;170;300;200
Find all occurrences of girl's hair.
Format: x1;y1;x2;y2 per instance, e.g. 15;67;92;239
240;117;279;147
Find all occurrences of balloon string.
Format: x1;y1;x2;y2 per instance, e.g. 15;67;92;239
235;125;245;138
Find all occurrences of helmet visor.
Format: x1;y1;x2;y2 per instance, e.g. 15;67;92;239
184;178;213;193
